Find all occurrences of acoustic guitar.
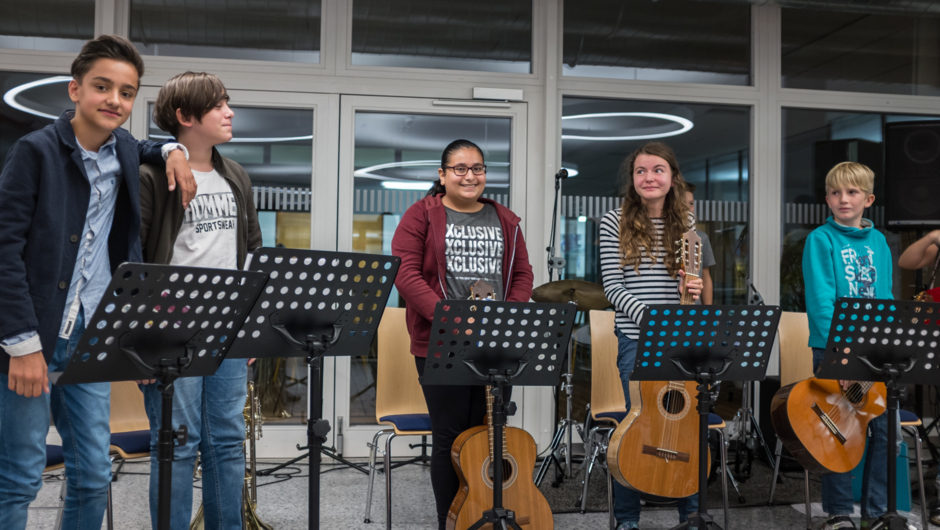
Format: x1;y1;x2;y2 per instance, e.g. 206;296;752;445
446;281;553;530
770;377;886;474
607;229;710;499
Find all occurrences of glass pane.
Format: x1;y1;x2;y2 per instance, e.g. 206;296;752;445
1;71;72;165
351;0;531;73
0;1;94;52
149;104;314;425
560;96;750;423
349;112;512;426
563;0;750;85
131;0;321;63
782;8;940;96
781;108;937;310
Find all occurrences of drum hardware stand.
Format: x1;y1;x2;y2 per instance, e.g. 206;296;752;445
546;168;568;281
535;338;584;487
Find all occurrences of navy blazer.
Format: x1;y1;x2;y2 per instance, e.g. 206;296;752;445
0;111;165;374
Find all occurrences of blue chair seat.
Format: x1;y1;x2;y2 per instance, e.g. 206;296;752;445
899;409;919;424
46;444;64;468
110;430;150;455
709;413;723;426
379;414;431;432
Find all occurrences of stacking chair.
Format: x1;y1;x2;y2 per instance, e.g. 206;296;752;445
109;381;151;480
579;310;732;529
767;311;816;529
363;307;432;528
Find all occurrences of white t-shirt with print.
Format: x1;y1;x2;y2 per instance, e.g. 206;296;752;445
169;168;238;270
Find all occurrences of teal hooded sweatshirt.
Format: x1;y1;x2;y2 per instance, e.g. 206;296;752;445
802;216;894;349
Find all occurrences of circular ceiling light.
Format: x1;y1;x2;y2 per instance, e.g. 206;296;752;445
3;76;71;120
150;133;313;144
561;112;693;141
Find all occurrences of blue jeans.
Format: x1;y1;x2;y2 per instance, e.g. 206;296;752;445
812;347;889;518
0;311;112;530
612;329;697;525
141;358;247;530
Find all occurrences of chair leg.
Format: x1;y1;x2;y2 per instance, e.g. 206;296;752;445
717;429;730;530
106;479;114;530
910;428;929;529
364;429;390;524
607;457;616;530
579;425;601;513
54;480;66;530
804;469;812;530
768;438;783;505
385;432;397;530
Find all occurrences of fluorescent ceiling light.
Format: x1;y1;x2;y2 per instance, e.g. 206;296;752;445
3;76;71;120
380;181;434;190
561;112;693;141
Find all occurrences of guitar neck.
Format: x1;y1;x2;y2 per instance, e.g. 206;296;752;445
680;274;698;306
485;385;508;460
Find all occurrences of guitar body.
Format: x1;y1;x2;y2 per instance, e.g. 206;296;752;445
770;377;887;474
447;425;553;530
608;380;709;499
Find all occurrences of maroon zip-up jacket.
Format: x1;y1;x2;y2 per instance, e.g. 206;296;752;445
391;194;534;357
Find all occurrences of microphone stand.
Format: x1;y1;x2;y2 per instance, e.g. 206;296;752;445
546;169;568;282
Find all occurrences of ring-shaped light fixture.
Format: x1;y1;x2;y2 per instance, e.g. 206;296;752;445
150;133;314;144
3;76;72;120
561;112;693;141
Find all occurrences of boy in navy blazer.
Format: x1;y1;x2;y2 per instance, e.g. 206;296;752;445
0;35;195;529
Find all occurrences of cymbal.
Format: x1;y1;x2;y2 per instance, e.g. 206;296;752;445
532;280;611;312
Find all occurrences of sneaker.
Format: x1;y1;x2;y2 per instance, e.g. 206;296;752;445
931;505;940;527
859;518;916;530
616;523;639;530
823;515;856;530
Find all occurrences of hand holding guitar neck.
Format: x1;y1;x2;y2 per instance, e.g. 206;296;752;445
678;229;704;304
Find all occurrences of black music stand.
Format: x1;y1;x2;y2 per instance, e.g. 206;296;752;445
422;300;575;530
817;297;939;530
225;248;400;530
633;304;781;530
50;263;268;530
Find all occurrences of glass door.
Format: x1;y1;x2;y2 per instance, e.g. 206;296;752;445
131;88;339;456
336;95;528;458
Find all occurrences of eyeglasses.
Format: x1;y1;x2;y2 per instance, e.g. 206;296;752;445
443;165;487;176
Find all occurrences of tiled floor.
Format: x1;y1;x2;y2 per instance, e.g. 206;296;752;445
28;459;930;529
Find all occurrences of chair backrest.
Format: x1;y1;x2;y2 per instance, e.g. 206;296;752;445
375;307;429;421
110;381;150;434
588;310;627;419
778;311;815;386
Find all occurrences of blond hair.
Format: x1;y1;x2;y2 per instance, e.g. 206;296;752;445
825;162;875;194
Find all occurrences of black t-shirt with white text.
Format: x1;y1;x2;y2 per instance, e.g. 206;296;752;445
444;204;505;301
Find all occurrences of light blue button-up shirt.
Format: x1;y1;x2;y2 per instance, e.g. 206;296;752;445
1;134;122;354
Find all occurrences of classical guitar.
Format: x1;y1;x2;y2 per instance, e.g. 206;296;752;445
446;281;553;530
607;228;711;499
770;376;886;474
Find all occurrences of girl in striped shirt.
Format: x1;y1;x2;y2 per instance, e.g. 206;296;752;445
599;142;702;530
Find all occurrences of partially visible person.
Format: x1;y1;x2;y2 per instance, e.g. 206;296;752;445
391;139;534;530
683;182;716;304
0;34;194;530
138;71;261;530
803;162;910;530
897;230;940;526
599;141;703;530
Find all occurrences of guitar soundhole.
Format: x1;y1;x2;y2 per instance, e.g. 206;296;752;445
487;459;515;484
844;383;865;405
661;389;688;419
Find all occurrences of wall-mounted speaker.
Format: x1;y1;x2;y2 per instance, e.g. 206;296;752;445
885;121;940;226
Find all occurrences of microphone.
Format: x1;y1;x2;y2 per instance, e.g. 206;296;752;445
555;168;568;180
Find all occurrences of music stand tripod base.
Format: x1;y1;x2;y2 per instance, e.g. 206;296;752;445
423;300;576;530
224;248;400;530
50;263;269;530
818;298;940;530
632;304;781;530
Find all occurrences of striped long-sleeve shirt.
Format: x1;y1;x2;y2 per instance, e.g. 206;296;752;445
599;208;692;339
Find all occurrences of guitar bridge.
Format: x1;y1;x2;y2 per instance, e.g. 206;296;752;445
811;402;847;445
642;445;691;463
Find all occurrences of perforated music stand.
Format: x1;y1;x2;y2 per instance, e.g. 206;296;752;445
422;299;575;530
633;304;781;530
50;263;268;530
818;297;940;530
224;247;399;530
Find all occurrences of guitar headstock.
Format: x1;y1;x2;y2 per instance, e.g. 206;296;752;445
469;280;496;301
679;229;703;278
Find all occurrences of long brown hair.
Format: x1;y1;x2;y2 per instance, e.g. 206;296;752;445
617;142;690;276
